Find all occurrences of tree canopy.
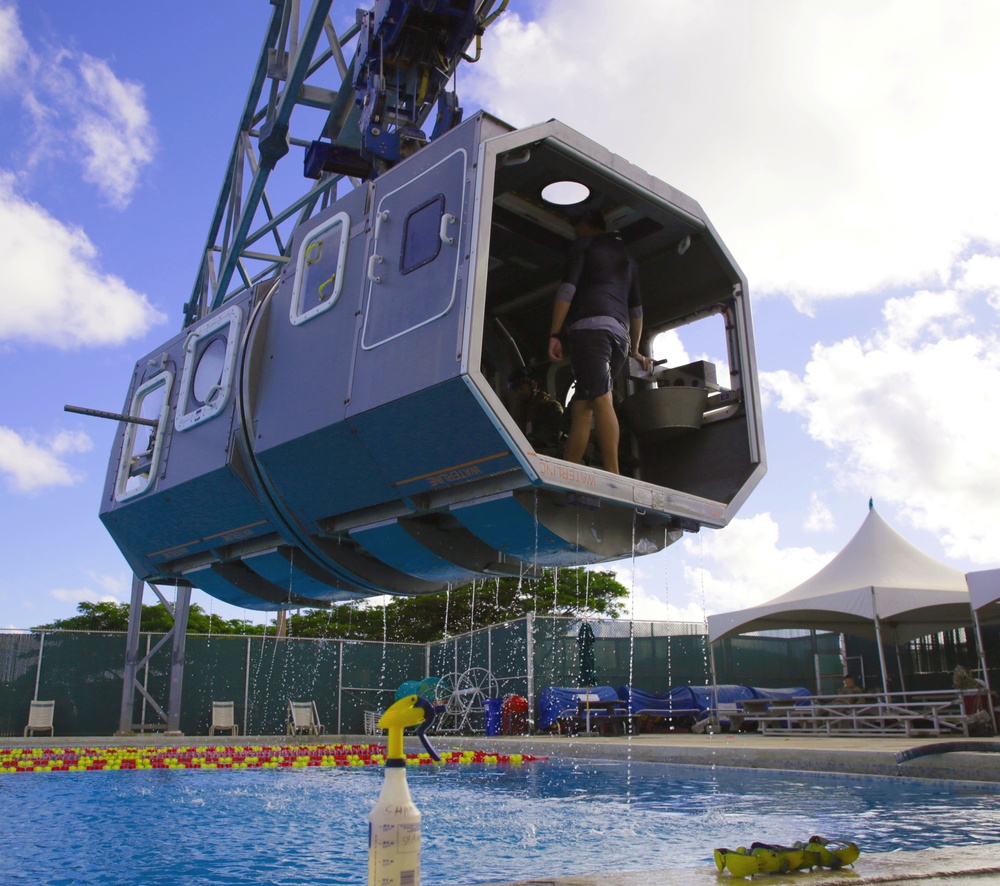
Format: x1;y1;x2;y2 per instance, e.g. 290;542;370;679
37;568;628;644
35;600;264;636
288;568;628;642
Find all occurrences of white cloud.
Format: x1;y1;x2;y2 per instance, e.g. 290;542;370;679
804;493;835;533
763;284;1000;562
0;3;27;81
466;1;1000;309
74;56;156;209
649;329;689;364
0;172;166;347
678;514;834;614
957;250;1000;298
88;571;129;598
50;587;119;605
620;513;833;620
0;425;92;492
2;5;155;206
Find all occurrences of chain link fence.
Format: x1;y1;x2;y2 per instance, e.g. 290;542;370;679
1;617;984;738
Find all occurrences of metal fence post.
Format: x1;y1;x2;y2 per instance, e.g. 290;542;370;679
337;640;344;734
244;636;252;736
32;631;45;701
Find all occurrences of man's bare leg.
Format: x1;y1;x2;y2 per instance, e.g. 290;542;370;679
563;398;594;464
592;392;619;473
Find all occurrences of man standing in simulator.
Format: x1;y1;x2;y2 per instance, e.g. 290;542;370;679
548;209;653;474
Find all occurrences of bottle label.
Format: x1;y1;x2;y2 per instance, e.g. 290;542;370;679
369;823;421;885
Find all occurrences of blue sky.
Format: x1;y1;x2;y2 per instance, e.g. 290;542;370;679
2;0;999;630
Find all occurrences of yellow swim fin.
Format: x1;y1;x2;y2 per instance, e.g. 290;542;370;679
713;848;728;872
828;840;861;866
750;846;789;873
751;842;816;872
804;836;843;869
719;847;763;878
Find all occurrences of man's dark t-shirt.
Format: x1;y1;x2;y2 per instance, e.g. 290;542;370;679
561;232;641;331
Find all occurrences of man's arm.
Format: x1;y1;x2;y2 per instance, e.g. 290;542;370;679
629;314;652;372
548;286;574;362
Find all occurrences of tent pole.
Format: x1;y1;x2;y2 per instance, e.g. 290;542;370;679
892;626;907;693
971;608;997;731
871;588;891;697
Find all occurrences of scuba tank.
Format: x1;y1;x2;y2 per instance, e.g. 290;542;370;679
368;695;440;886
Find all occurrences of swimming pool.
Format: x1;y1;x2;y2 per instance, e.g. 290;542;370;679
3;758;999;885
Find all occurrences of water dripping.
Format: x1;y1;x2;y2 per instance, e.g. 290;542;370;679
191;585;216;730
663;527;673;706
696;530;720;770
531;490;540;617
379;595;389;698
466;580;478;674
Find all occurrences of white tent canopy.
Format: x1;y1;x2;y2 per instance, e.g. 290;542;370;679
966;568;1000;701
707;507;973;692
968;568;1000;622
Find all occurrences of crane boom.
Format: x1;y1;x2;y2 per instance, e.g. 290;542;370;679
184;0;508;328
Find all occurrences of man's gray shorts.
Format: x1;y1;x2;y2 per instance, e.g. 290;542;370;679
567;328;629;400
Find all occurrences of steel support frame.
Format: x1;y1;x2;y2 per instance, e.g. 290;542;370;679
186;0;355;326
118;575;192;735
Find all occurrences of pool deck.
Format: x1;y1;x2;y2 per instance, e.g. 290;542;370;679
7;731;1000;884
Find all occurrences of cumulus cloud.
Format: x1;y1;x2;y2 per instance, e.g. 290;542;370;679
956;248;1000;299
619;513;833;620
678;514;835;614
465;1;1000;309
49;571;128;606
763;286;1000;562
0;173;166;347
0;425;92;492
50;587;120;605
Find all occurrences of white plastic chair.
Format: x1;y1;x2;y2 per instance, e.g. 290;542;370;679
287;700;323;736
209;701;239;736
24;700;55;737
363;710;382;735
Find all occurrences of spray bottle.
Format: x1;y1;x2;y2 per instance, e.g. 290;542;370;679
368;694;440;886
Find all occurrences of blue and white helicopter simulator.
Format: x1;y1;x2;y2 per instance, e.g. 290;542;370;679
91;0;765;613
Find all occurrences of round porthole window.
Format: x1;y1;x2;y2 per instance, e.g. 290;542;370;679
192;335;227;405
541;180;590;206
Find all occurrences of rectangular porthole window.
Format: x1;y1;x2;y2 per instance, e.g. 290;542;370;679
174;305;243;431
115;370;172;501
400;194;444;274
290;211;350;325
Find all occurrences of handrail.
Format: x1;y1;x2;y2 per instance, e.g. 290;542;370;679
747;688;987;738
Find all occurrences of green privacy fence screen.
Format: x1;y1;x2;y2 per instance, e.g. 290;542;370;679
0;616;979;738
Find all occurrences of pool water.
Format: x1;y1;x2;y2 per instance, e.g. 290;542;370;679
3;759;999;885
